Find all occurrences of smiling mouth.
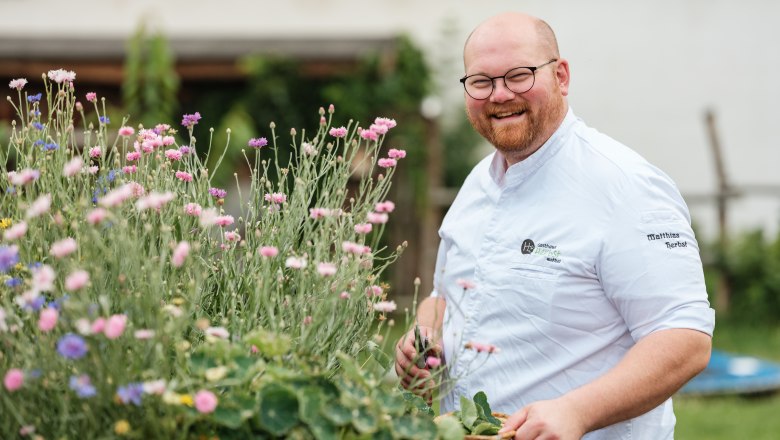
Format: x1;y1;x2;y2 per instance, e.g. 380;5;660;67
492;110;526;120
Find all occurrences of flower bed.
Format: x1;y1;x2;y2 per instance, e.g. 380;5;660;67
0;71;457;438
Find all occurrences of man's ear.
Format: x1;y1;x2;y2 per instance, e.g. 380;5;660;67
556;59;571;96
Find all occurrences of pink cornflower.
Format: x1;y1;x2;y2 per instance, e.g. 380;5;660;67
179;146;192;155
62;157;83;177
194;390;218;414
31;265;55;292
374;117;397;129
104;314;127;339
372;300;397;313
285;256;307;269
118;126;135;137
162;135;175;146
91;318;106;334
175;171;193;182
3;369;24;392
154;123;171;134
181;112;202;128
26;194;51;219
184;203;202;216
164;149;182;161
8;78;27;90
86;208;108;225
359;129;378;142
259;246;278;258
50;237;78;259
134;329;155;340
465;341;500;354
122;165;137;174
366;285;383;297
9;168;40;186
367;212;389;224
85;92;97;103
126;151;141;161
329;126;348;138
38;307;59;332
248;137;268;149
342;241;370;255
99;183;135;207
317;262;337;277
264;192;287;204
214;215;234;227
89;146;102;158
426;357;442;368
205;326;229;339
224;231;241;242
64;270;90;291
3;221;27;241
309;208;332;219
374;201;395;213
339;291;350;300
303;316;313;325
128;182;145;197
171;241;190;268
377;158;397;168
456;278;476;290
87;166;99;174
136;191;175;211
354;223;372;234
208;187;227;199
369;123;388;135
388;148;407;159
47;68;76;84
199;208;219;227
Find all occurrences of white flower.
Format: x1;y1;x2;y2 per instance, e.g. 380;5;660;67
205;366;229;382
26;194;51;219
205;326;230;340
8;78;27;90
285;256;307;269
373;300;397;313
47;68;76;84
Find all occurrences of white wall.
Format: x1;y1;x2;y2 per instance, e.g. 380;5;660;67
2;0;778;238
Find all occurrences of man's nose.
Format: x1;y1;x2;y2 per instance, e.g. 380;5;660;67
490;78;516;103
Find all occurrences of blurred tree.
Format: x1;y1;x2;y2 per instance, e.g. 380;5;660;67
123;25;180;127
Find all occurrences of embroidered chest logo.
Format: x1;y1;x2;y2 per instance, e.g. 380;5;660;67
646;232;687;249
521;238;562;263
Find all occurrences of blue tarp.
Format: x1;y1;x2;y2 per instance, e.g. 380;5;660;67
679;349;780;396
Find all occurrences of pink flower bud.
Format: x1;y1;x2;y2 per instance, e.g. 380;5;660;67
194;390;218;413
104;314;127;339
3;369;24;392
38;308;58;332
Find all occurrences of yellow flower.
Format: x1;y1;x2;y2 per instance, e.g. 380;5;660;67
0;218;11;229
114;419;131;435
180;394;194;407
13;263;24;272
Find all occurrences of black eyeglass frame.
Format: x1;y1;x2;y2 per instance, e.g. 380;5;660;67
459;59;558;100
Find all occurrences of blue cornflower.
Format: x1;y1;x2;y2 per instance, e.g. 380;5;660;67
29;110;41;118
99;116;110;125
117;383;144;406
33;140;44;147
107;170;117;182
43;142;59;152
56;334;88;359
27;262;42;270
32;122;44;130
5;187;16;195
27;295;45;311
0;245;19;273
69;375;97;398
4;277;23;287
27;93;42;103
46;295;69;310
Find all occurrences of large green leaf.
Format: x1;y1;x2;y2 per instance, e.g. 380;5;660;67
435;416;467;440
473;391;501;426
255;382;300;436
459;395;478;430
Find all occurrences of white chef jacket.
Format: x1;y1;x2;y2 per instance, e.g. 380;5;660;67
433;108;715;440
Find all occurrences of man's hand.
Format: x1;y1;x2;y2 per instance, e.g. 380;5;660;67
499;398;586;440
394;325;442;400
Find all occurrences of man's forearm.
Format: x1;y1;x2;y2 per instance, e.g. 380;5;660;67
562;328;712;432
415;296;447;332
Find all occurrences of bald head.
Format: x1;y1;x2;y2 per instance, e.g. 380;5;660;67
464;12;559;67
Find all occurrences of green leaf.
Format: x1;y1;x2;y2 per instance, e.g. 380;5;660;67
212;406;244;429
392;415;439;440
189;352;217;374
473;391;501;426
472;422;501;436
306;417;338;440
255;382;300;436
322;402;353;426
459;395;478;430
373;388;406;416
435;416;467;440
298;385;326;424
351;406;378;434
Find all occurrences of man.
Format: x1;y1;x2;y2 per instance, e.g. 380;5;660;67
395;11;715;440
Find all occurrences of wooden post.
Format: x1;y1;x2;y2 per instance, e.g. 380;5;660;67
705;109;731;313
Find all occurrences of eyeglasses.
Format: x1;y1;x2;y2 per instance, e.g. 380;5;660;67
459;59;558;100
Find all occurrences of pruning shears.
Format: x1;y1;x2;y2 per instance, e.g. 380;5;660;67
413;325;430;368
